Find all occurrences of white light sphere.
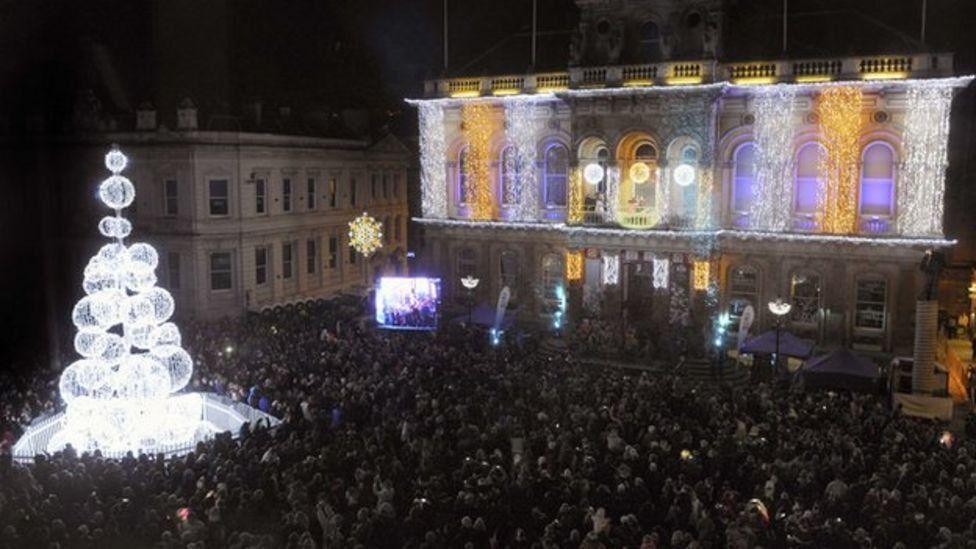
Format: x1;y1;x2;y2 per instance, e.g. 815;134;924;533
149;322;181;347
104;148;128;174
99;175;136;209
97;333;127;363
88;289;124;326
75;331;109;359
583;163;605;185
59;362;87;404
74;359;112;392
152;345;193;392
98;216;132;239
96;243;127;266
114;356;171;400
124;294;155;325
143;287;175;324
673;163;696;187
124;321;155;349
73;296;108;331
83;265;118;295
124;270;158;293
126;243;159;274
629;162;651;184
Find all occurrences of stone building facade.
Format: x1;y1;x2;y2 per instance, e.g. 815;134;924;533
410;2;969;354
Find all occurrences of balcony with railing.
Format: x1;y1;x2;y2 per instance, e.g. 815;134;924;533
424;52;954;97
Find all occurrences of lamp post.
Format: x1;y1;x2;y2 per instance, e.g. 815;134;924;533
461;276;480;324
768;298;792;378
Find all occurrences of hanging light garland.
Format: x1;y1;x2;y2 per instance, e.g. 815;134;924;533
605;166;620;224
565;249;583;281
504;97;541;221
568;166;585;223
418;103;447;218
817;86;862;234
653;257;670;289
750;86;797;231
692;260;711;290
601;253;619;285
461;102;496;221
348;212;383;257
899;83;954;236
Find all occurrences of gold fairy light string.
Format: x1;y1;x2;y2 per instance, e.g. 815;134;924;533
461;102;496;221
692;260;710;290
565;250;583;281
568;167;585;223
817;86;862;234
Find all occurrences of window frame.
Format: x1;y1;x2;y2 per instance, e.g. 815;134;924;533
793;142;826;216
457;146;469;206
789;270;823;326
854;276;887;331
306;238;317;275
543;143;569;208
282;177;293;213
731;142;756;216
328;235;338;269
208;179;230;217
307;177;316;211
282;242;293;279
163;179;179;217
167;252;181;290
858;141;896;218
255;247;268;286
209;251;233;291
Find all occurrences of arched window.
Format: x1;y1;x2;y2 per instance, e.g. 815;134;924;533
457;247;477;279
457;146;469;205
542;253;564;303
639;21;662;62
728;265;759;327
596;147;609;193
794;143;826;215
500;145;520;207
790;271;822;325
500;250;519;297
544;144;568;207
859;142;895;217
678;145;699;219
732;142;756;215
854;276;887;331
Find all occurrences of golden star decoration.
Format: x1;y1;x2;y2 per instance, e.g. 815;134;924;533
348;213;383;257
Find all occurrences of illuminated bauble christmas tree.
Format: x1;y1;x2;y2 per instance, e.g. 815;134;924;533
48;146;215;455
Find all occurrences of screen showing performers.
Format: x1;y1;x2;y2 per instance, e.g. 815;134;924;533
375;277;441;330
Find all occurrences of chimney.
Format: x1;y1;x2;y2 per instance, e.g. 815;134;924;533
177;97;198;130
136;102;157;130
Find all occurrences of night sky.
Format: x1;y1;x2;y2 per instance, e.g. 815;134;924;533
0;0;974;371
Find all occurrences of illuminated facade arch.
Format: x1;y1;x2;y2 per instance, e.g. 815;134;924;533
858;141;897;232
792;141;827;231
615;131;659;227
730;142;757;225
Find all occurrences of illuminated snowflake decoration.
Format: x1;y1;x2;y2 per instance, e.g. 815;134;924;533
348;212;383;257
50;146;217;455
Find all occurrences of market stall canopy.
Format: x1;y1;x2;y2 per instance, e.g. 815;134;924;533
739;330;815;358
799;348;880;392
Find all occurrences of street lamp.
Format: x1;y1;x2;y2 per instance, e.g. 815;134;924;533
768;298;792;378
461;276;480;324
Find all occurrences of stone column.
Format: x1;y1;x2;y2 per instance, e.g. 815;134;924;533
912;300;939;394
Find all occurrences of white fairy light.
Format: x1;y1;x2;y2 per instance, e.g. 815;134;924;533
629;162;651;184
601;253;619;285
50;146;218;456
749;86;796;231
673;163;695;187
584;163;605;185
899;82;954;236
418;103;448;218
504;97;540;221
652;257;670;289
605;166;620;223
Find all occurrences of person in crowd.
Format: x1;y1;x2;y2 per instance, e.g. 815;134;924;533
0;299;974;548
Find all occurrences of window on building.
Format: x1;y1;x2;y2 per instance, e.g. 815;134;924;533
727;265;759;327
371;173;378;201
500;145;520;207
794;143;826;215
164;179;178;217
349;241;357;265
639;21;662;62
350;176;358;207
394;215;402;242
542;253;564;303
393;174;400;199
860;142;895;217
544;144;569;207
596;147;609;194
306;239;317;274
329;176;337;208
255;178;266;214
255;247;268;285
457;247;477;279
167;252;181;290
384;217;391;245
790;271;822;325
208;179;229;216
382;173;389;199
282;178;292;212
307;177;316;210
210;252;232;290
328;236;338;269
457;147;469;205
500;250;519;294
282;242;293;279
732;142;756;215
855;278;887;330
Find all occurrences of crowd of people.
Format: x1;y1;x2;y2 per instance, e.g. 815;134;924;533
1;299;976;548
